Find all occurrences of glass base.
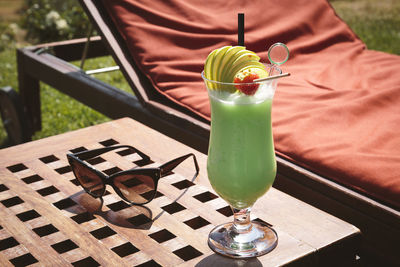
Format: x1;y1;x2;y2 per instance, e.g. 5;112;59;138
208;221;278;258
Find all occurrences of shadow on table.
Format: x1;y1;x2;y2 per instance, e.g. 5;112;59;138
66;178;196;230
67;190;154;230
195;254;262;267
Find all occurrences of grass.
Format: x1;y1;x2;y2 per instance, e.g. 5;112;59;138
32;57;131;141
0;48;130;146
0;0;399;147
330;0;400;54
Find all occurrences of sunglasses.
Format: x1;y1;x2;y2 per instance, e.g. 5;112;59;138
67;145;199;205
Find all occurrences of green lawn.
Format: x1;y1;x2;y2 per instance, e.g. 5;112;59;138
0;0;399;147
0;52;130;147
330;0;400;54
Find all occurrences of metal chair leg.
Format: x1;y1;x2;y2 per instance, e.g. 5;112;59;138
0;86;31;145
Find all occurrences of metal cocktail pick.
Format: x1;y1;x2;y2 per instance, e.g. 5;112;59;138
254;42;290;82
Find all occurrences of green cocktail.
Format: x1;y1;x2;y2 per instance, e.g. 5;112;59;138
202;62;282;258
207;92;276;209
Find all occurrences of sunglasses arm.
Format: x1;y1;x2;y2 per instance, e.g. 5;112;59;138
159;153;199;178
70;145;150;162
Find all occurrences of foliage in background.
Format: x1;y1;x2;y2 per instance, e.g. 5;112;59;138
0;21;17;52
19;0;92;43
0;0;115;147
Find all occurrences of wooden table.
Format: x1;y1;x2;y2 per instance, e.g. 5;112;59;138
0;118;360;266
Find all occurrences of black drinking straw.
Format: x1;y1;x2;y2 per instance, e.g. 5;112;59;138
238;13;244;46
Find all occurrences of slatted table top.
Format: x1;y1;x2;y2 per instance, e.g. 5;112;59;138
0;118;360;266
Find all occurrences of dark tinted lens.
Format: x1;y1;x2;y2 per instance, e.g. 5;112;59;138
71;160;104;197
113;174;155;204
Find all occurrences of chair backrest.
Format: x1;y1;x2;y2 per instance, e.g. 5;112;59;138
80;0;400;209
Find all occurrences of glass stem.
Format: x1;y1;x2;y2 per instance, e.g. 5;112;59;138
231;206;252;234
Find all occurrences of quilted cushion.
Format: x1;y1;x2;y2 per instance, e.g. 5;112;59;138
103;0;400;209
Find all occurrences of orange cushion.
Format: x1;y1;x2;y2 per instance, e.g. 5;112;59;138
103;0;400;209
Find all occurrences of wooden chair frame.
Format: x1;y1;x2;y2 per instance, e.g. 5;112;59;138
13;0;399;265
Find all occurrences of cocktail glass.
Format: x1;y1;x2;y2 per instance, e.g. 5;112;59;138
201;64;281;258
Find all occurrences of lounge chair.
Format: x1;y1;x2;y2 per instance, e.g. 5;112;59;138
10;0;400;265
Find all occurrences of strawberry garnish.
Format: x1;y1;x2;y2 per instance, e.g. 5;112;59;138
234;72;260;95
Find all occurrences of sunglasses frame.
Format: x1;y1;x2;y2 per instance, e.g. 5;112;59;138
67;145;199;205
